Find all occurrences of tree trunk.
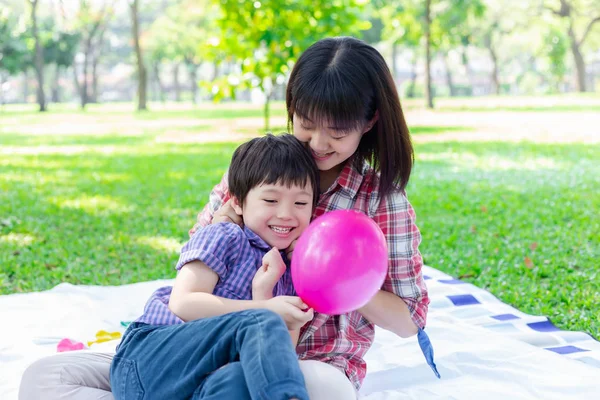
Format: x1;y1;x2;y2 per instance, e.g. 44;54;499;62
153;62;166;103
391;42;399;85
407;56;417;98
489;46;500;95
188;63;198;104
23;69;29;103
0;73;4;106
80;39;92;109
51;64;61;103
443;54;456;97
567;23;586;92
484;33;500;95
264;90;271;133
130;0;147;111
461;47;474;90
424;0;434;108
30;0;47;112
91;54;99;103
173;63;181;101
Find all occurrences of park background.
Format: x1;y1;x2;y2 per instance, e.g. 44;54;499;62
0;0;598;338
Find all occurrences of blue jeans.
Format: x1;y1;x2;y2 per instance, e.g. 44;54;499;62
109;309;309;400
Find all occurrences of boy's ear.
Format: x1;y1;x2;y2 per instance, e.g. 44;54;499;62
230;196;244;216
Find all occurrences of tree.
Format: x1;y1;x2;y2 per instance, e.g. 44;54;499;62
432;0;485;96
378;0;423;96
73;0;114;109
544;0;600;92
212;0;370;131
0;10;27;76
379;0;484;106
0;11;27;105
145;0;218;103
29;0;46;111
544;24;569;91
130;0;147;111
424;0;433;108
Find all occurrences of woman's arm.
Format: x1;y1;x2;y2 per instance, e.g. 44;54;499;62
358;290;418;338
360;191;429;337
169;261;266;321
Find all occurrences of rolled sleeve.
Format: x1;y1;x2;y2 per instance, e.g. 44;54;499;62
370;190;429;329
177;223;242;280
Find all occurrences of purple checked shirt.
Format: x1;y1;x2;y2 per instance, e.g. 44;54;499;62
135;222;295;326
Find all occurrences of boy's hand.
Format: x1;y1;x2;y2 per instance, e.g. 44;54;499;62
265;296;314;330
252;248;287;300
212;199;243;226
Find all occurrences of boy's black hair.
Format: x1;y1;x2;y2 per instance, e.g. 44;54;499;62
228;133;319;206
286;36;414;199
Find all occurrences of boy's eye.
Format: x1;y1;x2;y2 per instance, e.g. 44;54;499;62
263;199;277;203
300;124;314;131
295;202;308;206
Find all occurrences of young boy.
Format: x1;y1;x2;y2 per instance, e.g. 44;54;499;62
109;134;319;400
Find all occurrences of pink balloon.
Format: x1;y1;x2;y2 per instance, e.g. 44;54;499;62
291;210;388;315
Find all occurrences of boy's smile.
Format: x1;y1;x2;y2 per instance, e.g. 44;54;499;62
232;182;313;249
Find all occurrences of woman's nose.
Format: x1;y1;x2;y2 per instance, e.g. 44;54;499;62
311;131;329;151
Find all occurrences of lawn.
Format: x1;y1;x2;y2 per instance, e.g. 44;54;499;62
1;98;598;338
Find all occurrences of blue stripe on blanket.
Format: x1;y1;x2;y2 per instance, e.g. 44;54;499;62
423;266;600;370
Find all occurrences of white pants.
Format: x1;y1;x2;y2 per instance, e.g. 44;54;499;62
19;351;357;400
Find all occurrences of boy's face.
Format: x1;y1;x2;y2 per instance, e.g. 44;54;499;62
232;182;313;249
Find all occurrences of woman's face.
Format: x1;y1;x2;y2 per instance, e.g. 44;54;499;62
292;114;369;173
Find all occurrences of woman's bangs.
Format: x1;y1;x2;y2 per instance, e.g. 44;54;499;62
291;72;367;131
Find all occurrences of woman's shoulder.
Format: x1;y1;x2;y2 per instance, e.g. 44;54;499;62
358;163;408;209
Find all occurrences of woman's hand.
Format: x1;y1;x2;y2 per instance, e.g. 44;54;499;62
212;199;243;226
252;248;287;300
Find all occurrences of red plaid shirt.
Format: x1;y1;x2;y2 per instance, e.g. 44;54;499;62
190;158;429;390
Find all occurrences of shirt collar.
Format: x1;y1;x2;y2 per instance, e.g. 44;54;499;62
243;226;291;266
243;226;271;251
326;155;365;199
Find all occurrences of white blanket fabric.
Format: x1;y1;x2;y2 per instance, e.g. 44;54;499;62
1;267;599;399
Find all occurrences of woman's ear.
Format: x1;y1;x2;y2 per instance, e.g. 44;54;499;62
362;110;379;134
230;196;244;216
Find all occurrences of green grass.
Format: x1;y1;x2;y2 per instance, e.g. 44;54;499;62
436;105;600;112
410;141;599;337
1;105;598;339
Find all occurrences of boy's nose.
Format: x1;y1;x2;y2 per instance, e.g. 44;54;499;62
277;204;293;219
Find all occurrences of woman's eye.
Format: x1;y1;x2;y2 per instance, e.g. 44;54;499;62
263;199;277;203
301;124;314;131
295;202;308;206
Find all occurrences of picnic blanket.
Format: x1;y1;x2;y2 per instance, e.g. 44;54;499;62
1;266;599;399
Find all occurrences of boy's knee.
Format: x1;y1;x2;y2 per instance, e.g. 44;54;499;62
243;308;285;326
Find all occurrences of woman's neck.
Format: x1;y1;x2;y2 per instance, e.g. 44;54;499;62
319;164;344;193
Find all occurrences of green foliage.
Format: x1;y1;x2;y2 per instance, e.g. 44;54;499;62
0;9;27;75
208;0;370;128
544;25;568;90
145;0;219;66
379;0;486;50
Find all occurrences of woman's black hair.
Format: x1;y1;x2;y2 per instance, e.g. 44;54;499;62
287;36;414;198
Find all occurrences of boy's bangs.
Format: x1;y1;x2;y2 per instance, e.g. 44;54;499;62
260;172;311;192
291;72;368;131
